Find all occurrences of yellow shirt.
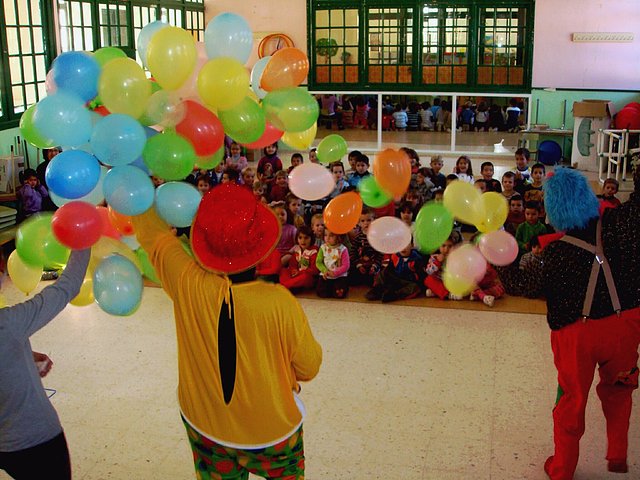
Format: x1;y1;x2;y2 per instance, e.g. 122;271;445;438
133;209;322;448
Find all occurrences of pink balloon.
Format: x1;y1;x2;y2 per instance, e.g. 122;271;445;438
174;42;208;102
242;122;283;149
45;69;57;94
446;244;487;283
289;163;335;201
367;216;412;254
478;230;518;266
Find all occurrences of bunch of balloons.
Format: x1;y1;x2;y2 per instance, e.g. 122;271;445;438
15;11;324;315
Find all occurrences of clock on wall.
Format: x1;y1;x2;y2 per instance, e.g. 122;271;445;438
258;33;294;58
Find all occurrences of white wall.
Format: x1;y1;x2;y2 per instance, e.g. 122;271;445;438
532;0;640;90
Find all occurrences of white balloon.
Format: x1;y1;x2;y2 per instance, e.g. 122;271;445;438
251;56;270;99
367;217;412;254
288;163;335;201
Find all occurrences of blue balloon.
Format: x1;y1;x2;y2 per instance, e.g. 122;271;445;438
33;92;93;147
93;254;143;316
155;181;202;228
137;21;168;67
50;165;108;207
90;114;146;166
251;56;270;100
52;51;100;102
45;150;101;199
130;127;158;174
103;165;155;216
205;13;253;64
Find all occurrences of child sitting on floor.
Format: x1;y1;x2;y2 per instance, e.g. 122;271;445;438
424;230;463;300
279;225;319;292
316;229;350;299
365;240;425;303
516;200;547;254
349;208;383;286
469;262;505;307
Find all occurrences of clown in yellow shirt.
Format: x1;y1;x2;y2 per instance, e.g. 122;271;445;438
132;183;322;479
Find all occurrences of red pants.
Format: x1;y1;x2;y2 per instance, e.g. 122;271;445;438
547;307;640;480
471;283;505;300
424;275;449;300
279;270;316;290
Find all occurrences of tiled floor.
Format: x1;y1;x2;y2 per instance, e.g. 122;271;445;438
2;278;639;480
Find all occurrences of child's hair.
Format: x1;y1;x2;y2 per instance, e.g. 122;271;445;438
23;168;37;180
502;171;516;180
509;193;524;205
196;174;213;186
474;179;486;189
603;177;619;191
241;166;256;177
360;206;374;218
253;180;264;192
348;150;363;160
525;200;541;212
275;170;288;180
356;154;370;166
311;213;324;225
515;147;530;160
400;147;420;166
480;161;494;173
270;201;286;211
263;143;278;156
229;141;241;152
531;162;546;174
529;234;541;249
285;192;300;205
455;155;473;176
223;168;240;182
418;167;432;177
398;201;415;218
329;160;345;172
324;229;345;244
430;154;443;164
291;152;303;163
309;147;317;154
296;225;314;241
446;173;459;182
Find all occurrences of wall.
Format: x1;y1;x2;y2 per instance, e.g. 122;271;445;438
532;0;640;90
205;0;308;68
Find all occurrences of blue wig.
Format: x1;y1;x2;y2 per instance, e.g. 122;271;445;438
543;167;599;231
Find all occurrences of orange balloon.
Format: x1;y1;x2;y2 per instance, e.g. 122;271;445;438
260;48;309;92
96;206;121;240
108;206;135;236
323;192;363;235
372;148;411;199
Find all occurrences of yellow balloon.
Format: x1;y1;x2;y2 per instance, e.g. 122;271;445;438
475;192;509;233
443;269;476;296
197;58;249;111
0;294;6;308
99;58;151;118
443;180;482;226
147;27;197;91
281;123;317;150
70;277;95;307
90;237;143;273
8;250;42;295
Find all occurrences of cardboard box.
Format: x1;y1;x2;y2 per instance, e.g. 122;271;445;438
573;99;616;118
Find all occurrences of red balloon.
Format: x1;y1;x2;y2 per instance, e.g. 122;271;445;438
175;100;225;157
615;106;640;130
96;206;121;240
51;201;103;249
242;122;284;149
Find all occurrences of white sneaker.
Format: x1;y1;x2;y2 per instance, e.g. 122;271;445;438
448;293;464;300
425;289;435;298
469;293;476;301
483;295;495;307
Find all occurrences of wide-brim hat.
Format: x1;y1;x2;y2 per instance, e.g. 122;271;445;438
191;183;281;274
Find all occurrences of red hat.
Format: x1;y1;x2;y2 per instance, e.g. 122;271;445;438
191;183;281;274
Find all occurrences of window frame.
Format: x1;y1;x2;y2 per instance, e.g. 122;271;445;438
308;0;535;93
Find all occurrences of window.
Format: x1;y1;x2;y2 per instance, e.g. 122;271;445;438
0;0;52;126
0;0;204;129
309;0;534;92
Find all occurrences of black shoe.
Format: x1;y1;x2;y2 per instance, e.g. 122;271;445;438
365;288;383;301
381;291;399;303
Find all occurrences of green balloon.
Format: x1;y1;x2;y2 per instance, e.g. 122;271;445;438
317;134;348;164
414;202;454;253
20;105;56;149
136;248;161;285
196;147;224;169
93;47;127;67
262;87;319;133
42;232;70;269
16;213;55;266
219;97;266;144
358;176;392;208
143;131;196;181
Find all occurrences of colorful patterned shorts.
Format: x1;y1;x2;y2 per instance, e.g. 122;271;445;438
182;418;305;480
